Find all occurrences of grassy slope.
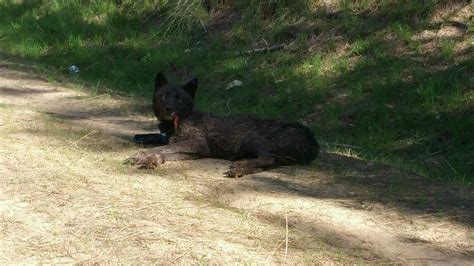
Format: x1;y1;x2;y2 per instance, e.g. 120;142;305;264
0;0;472;184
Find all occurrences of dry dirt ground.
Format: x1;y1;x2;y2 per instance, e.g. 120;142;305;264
0;61;473;264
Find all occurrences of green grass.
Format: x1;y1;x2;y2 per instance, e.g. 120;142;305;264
0;0;472;185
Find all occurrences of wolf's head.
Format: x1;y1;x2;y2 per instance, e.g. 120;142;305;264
152;72;197;125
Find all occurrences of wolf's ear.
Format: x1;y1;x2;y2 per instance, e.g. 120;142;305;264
183;77;198;98
154;72;167;91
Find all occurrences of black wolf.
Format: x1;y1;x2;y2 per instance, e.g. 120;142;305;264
126;72;319;177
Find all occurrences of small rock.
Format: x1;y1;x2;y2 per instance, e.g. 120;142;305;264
68;65;79;74
225;80;243;90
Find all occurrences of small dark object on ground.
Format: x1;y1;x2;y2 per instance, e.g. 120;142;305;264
126;72;319;177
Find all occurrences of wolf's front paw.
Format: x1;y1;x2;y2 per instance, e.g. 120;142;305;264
224;165;241;178
224;162;256;178
124;151;164;169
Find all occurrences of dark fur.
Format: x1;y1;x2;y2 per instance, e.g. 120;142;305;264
126;72;319;177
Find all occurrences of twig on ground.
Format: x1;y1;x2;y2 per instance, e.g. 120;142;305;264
266;208;290;264
265;239;286;264
328;142;361;149
185;43;291;56
70;130;98;148
424;150;444;157
285;208;289;260
175;203;212;210
235;43;287;56
171;252;189;263
225;98;232;113
445;159;458;175
79;94;108;102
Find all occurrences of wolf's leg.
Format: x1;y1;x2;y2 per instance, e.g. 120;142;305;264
223;136;278;177
147;138;210;155
224;155;275;178
125;138;209;169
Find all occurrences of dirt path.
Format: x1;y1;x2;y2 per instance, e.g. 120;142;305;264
1;61;472;264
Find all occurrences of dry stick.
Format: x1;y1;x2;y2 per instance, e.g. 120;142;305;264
174;203;212;210
79;94;108;102
265;239;286;264
234;43;287;56
328;142;361;149
424;150;444;157
285;208;289;260
445;159;458;175
171;252;189;263
185;43;289;56
225;97;232;113
70;130;98;148
266;208;290;264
